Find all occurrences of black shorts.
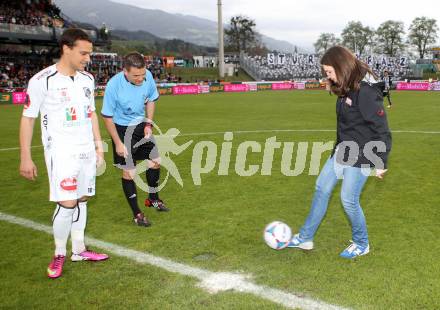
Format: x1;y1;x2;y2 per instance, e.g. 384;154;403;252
112;122;159;169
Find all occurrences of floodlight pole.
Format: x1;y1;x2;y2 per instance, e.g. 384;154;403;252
217;0;225;78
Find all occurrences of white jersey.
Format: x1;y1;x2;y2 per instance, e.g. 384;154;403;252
23;64;96;151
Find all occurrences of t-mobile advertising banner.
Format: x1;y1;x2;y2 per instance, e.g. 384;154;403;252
12;92;27;104
396;82;430;91
224;84;249;92
294;82;306;90
272;82;292;90
172;85;200;95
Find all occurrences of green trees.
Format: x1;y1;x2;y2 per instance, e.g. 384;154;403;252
408;17;439;58
225;15;262;53
376;20;405;57
341;21;374;57
314;33;340;54
313;17;438;59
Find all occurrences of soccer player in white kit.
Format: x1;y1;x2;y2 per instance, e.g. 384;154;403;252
19;29;108;279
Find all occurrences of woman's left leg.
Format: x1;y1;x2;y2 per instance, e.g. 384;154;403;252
340;166;370;248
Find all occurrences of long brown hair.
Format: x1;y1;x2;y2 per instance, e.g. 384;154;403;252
321;46;376;97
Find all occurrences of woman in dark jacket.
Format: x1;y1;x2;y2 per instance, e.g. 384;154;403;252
288;46;392;259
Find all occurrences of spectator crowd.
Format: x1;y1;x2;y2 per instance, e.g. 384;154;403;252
0;50;416;90
0;0;65;28
0;49;52;90
241;53;414;81
0;51;185;90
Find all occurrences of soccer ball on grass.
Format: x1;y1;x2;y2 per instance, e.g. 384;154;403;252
263;221;292;250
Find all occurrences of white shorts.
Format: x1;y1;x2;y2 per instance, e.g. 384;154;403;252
45;148;96;202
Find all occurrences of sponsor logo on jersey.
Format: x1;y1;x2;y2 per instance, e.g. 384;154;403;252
55;88;71;103
79;152;90;160
65;107;77;121
36;70;52;80
83;87;91;99
83;105;92;119
87;177;95;194
43;114;48;130
45;135;52;150
60;177;77;191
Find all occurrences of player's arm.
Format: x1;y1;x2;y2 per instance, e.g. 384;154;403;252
359;85;392;179
144;101;155;138
19;116;38;180
144;72;159;138
146;100;155;122
144;101;160;168
102;116;127;158
20;76;44;181
91;111;105;165
87;78;105;165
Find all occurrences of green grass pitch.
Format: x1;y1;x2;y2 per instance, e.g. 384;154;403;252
0;90;439;309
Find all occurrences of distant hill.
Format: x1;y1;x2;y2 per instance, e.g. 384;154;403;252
110;29;217;55
110;29;164;44
54;0;303;52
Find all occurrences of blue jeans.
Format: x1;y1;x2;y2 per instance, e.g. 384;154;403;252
299;156;371;247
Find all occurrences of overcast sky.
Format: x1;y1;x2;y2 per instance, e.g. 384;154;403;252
112;0;440;50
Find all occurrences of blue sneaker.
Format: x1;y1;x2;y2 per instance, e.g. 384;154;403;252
340;242;369;259
287;234;314;250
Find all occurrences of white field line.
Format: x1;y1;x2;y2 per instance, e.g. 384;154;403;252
0;211;349;310
1;128;439;152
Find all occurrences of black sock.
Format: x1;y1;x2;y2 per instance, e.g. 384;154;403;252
146;168;160;200
121;178;141;217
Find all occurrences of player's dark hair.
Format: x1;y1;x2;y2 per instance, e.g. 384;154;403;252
123;52;146;70
320;46;376;97
59;28;92;55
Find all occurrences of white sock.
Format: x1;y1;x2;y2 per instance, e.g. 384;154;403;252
71;201;87;254
52;204;75;256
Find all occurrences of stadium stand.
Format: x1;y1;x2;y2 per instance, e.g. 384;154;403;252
0;0;110;90
0;0;431;91
243;53;322;80
0;1;65;27
0;49;53;89
0;50;178;89
85;54;183;86
241;52;414;81
86;53;122;85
